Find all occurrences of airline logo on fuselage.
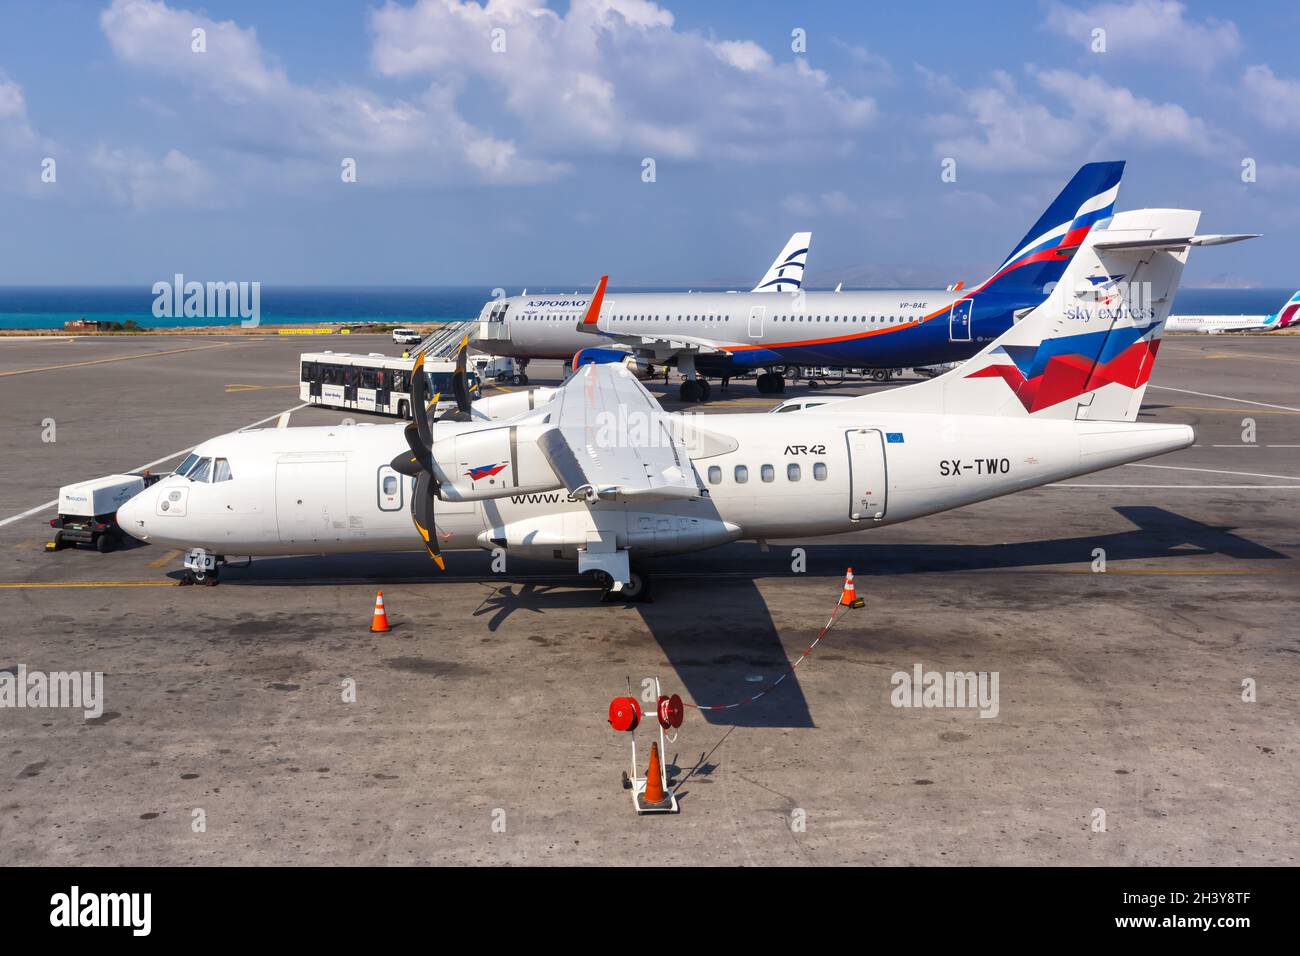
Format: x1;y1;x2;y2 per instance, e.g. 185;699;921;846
466;463;507;482
525;299;589;309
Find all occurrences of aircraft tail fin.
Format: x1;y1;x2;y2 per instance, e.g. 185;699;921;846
974;161;1125;297
752;232;811;292
1266;289;1300;329
837;209;1257;423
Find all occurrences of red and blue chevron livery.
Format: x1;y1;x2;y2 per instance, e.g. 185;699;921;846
966;321;1160;413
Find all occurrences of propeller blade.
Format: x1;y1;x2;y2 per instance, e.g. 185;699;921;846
399;421;433;473
390;445;424;478
411;471;446;571
409;351;435;451
452;335;471;414
437;335;474;422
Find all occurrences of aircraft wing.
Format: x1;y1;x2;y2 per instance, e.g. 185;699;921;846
535;362;703;501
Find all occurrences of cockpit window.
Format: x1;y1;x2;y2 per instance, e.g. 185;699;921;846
213;458;233;482
176;453;200;476
188;457;212;482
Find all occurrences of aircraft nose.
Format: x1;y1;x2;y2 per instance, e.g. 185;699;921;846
117;488;152;542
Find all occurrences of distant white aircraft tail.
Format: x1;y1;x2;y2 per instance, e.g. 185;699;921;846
753;232;810;292
837;210;1256;423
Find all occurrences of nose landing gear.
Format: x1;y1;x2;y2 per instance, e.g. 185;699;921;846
180;549;225;586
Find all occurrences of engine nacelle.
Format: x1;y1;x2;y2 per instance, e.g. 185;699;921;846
432;423;562;501
469;387;558;421
571;347;657;381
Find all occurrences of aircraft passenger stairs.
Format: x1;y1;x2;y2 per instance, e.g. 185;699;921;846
415;320;477;359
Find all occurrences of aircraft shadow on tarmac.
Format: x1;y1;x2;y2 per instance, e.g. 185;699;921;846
197;506;1285;730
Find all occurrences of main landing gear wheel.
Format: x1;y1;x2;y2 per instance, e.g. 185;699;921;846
601;570;651;603
756;372;786;394
679;380;700;402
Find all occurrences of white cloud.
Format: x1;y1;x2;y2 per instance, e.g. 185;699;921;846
923;66;1232;171
1033;67;1232;158
98;0;562;185
88;145;219;209
923;69;1086;172
1241;64;1300;131
0;70;55;196
0;72;41;153
1042;0;1241;71
782;191;858;218
368;0;878;163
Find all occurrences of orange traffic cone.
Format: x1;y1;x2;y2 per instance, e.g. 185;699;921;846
839;567;865;609
638;741;672;809
370;591;392;632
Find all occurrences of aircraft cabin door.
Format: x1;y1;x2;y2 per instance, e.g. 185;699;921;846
949;298;973;342
846;429;888;521
748;305;765;339
276;458;348;545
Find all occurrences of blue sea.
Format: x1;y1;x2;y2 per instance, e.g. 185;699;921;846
0;285;1292;330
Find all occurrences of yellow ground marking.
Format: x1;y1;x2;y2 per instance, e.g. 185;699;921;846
0;341;245;378
0;580;176;589
147;549;183;569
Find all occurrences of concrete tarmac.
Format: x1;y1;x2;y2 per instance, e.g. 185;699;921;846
1;333;1296;864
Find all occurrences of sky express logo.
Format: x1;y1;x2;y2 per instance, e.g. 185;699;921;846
465;462;507;482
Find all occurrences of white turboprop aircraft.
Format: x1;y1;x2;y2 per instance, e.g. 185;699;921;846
118;208;1252;598
1165;288;1300;334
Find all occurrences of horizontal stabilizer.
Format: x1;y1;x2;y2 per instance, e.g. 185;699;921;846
1093;233;1260;252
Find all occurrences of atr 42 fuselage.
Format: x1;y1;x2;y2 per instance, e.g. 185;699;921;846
475;287;1043;371
118;412;1190;560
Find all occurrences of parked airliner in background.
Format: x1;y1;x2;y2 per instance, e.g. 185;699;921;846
480;231;809;385
1165;289;1300;333
118;206;1253;599
475;162;1125;401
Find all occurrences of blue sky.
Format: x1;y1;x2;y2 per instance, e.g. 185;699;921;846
0;0;1297;288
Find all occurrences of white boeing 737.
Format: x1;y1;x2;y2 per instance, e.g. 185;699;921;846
118;208;1252;599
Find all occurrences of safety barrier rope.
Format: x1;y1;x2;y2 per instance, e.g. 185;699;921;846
683;598;853;712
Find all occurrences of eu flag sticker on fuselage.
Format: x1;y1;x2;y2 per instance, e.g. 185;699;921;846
886;433;905;443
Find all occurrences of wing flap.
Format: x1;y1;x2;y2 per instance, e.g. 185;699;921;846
541;362;702;501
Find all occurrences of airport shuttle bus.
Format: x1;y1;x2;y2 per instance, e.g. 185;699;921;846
300;351;478;419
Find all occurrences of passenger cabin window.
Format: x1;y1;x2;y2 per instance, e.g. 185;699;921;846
813;462;827;481
787;463;801;481
382;475;398;496
734;465;749;484
213;458;234;482
761;464;775;482
708;465;722;485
